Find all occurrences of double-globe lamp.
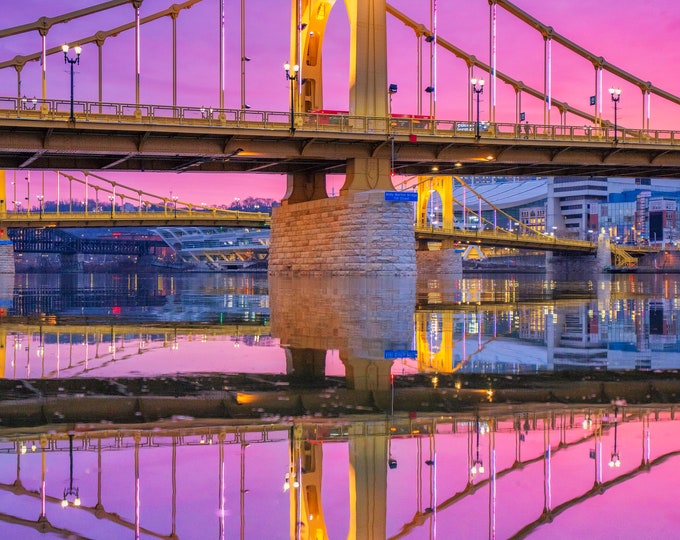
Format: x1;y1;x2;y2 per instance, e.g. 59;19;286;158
608;87;621;143
62;44;82;123
470;78;485;140
284;63;300;133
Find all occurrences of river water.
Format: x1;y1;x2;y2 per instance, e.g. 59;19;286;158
0;271;679;539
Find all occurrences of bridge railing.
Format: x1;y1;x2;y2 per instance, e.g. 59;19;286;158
0;208;271;225
2;96;680;146
415;224;596;249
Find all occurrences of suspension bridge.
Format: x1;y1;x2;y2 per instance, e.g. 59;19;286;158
0;1;680;177
1;0;678;276
0;169;658;272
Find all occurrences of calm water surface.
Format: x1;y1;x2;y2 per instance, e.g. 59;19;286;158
0;272;679;539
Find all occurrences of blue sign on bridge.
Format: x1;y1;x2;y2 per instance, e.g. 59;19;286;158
384;349;418;359
384;191;418;202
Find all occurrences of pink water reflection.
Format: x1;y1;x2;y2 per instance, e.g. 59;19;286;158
0;407;678;538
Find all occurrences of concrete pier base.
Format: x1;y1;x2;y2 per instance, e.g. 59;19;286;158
546;252;601;281
0;241;14;274
546;236;608;280
416;248;463;275
269;190;416;276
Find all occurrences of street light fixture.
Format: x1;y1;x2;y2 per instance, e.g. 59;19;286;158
609;87;621;143
62;44;82;123
283;63;299;133
470;78;485;140
388;83;398;177
172;195;179;218
108;195;115;218
37;195;44;218
21;96;37;110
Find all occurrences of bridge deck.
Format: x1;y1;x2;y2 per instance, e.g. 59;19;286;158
2;103;680;176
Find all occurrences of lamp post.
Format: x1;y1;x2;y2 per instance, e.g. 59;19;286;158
62;45;82;123
172;195;179;218
25;175;30;215
283;63;299;133
108;195;114;218
609;87;621;143
37;195;44;218
388;83;398;176
21;96;37;110
470;78;485;140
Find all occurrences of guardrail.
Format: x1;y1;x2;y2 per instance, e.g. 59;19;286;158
2;96;679;146
415;225;597;251
0;209;271;227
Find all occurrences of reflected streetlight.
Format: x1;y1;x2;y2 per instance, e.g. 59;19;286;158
62;434;81;508
470;415;485;476
582;414;593;430
608;407;621;468
388;83;398;176
62;44;82;123
283;62;299;133
470;78;485;140
609;87;621;143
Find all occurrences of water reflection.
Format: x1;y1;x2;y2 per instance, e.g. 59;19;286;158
0;405;678;539
1;272;680;538
2;273;679;379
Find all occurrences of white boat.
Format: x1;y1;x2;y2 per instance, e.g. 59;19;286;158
154;227;269;272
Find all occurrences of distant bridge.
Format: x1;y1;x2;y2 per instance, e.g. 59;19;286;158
8;228;165;255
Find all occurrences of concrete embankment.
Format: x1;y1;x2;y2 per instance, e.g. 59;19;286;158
1;372;679;427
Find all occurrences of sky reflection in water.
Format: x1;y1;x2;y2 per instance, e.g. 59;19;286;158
0;272;679;539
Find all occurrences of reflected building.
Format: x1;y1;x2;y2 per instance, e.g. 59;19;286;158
413;276;680;374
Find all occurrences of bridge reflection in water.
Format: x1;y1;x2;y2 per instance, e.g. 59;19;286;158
0;273;680;538
1;273;680;379
0;406;678;539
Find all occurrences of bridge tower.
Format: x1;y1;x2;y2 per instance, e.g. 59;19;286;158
288;0;392;197
414;176;463;274
0;172;15;274
271;1;411;275
416;176;454;230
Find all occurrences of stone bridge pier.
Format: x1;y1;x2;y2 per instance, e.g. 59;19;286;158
269;163;416;276
546;235;610;280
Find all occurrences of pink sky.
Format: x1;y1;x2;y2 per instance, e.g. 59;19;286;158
2;0;680;206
